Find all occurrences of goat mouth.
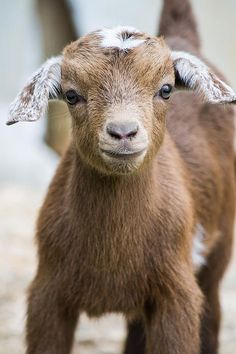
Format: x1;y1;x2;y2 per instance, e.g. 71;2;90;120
100;148;146;159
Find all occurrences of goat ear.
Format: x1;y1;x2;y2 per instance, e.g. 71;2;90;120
171;51;236;104
7;56;62;125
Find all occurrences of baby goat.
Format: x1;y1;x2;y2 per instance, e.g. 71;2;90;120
7;0;236;353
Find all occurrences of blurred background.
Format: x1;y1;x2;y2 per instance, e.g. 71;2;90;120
0;0;236;353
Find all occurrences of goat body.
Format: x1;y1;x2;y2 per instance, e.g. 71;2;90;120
8;0;236;353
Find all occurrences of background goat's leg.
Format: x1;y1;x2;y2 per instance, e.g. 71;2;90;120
198;220;234;354
123;319;146;354
26;274;79;354
144;276;202;354
199;285;221;354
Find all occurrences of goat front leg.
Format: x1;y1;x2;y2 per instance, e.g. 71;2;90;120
26;272;79;354
145;272;203;354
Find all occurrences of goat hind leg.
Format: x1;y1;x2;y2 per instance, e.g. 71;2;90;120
198;235;233;353
123;319;146;354
199;285;221;354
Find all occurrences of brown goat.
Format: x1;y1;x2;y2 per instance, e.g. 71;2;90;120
7;0;236;353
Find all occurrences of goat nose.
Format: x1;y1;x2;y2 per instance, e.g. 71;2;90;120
106;121;139;140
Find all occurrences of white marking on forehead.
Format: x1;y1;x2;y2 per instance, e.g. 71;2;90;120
99;26;145;50
192;223;206;271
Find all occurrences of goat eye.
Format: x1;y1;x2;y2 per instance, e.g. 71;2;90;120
159;84;172;100
65;90;86;105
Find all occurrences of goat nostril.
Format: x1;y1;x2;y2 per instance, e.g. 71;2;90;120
106;126;123;140
106;122;139;140
126;128;138;139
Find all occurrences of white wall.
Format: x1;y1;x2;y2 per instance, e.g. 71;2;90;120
193;0;236;89
69;0;161;35
0;0;42;102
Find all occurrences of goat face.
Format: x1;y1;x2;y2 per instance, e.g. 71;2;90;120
7;26;236;175
61;28;174;174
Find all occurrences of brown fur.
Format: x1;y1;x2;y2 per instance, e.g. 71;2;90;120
22;1;235;354
159;0;200;50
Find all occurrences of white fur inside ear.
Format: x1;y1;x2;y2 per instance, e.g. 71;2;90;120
172;51;236;104
99;26;145;50
7;56;62;125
